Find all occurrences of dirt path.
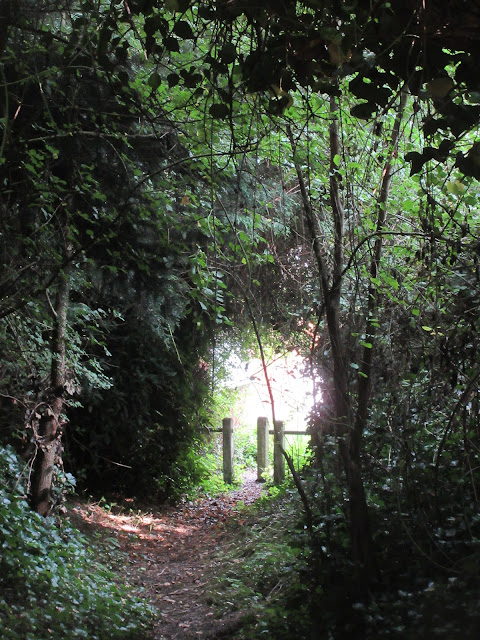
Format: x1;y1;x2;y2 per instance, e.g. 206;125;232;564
70;470;265;639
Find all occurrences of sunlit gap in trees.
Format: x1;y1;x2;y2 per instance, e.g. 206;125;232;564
224;351;319;432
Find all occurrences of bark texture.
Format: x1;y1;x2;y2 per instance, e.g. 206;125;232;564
30;261;70;516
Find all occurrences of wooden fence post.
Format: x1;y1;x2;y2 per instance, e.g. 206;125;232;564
273;419;285;485
257;416;269;482
222;417;234;484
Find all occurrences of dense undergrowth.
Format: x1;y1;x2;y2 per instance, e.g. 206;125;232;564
3;438;480;640
0;446;153;640
208;484;312;639
208;473;480;640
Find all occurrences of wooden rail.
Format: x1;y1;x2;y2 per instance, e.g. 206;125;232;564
215;417;309;485
269;430;307;435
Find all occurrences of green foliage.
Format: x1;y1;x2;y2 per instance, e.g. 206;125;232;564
209;485;312;639
232;422;258;471
1;0;244;506
207;460;480;640
284;434;311;471
66;310;214;501
188;451;230;496
2;9;480;639
0;446;153;640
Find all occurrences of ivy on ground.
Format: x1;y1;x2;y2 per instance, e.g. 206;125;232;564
0;446;153;640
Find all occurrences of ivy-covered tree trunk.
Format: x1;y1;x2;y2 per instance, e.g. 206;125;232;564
30;257;71;516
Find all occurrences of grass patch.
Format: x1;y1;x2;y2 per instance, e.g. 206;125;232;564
207;482;314;639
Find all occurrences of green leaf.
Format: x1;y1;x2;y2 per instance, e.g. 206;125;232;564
163;36;180;52
385;274;399;290
167;73;180;88
173;20;194;40
147;72;162;90
351;101;376;119
209;103;229;119
220;43;237;64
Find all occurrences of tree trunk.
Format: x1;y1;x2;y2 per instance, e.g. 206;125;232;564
30;260;71;516
327;98;374;575
346;86;407;574
288;100;375;576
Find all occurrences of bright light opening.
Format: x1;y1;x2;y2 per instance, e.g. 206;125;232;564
225;351;318;430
